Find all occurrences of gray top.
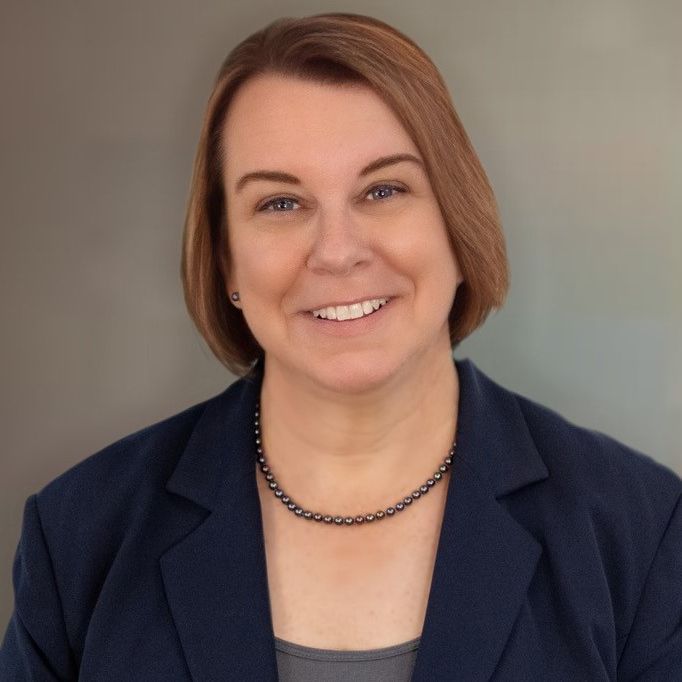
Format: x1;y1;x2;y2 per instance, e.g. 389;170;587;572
274;635;420;682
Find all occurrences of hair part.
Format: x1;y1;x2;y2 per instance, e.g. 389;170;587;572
181;12;509;376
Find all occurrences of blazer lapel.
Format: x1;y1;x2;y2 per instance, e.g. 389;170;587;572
411;359;548;681
160;363;278;681
160;356;549;681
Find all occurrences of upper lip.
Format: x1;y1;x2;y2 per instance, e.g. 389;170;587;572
304;296;392;313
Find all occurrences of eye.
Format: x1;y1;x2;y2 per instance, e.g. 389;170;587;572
257;196;300;213
366;184;407;202
256;183;407;213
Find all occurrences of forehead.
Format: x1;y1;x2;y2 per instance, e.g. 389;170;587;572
221;73;419;179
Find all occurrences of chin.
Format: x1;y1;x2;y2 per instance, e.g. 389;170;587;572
302;352;402;395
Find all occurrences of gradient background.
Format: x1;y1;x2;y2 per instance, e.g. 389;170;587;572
1;1;680;626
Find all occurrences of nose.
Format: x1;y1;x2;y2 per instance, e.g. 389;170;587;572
305;207;372;275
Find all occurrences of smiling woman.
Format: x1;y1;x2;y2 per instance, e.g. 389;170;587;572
183;27;508;378
2;11;681;682
217;72;467;394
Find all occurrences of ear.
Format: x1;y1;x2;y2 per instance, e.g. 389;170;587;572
226;271;236;296
226;277;240;305
217;247;235;292
218;242;228;278
219;269;238;309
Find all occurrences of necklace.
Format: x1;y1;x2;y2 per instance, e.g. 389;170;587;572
254;400;456;527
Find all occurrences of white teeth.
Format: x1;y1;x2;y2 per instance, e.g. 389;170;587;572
348;303;363;319
312;298;390;320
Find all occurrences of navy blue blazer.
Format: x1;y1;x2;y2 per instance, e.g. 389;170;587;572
2;357;681;680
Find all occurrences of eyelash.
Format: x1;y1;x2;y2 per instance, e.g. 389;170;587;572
256;183;407;213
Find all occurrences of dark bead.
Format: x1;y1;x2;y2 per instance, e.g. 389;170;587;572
252;401;451;528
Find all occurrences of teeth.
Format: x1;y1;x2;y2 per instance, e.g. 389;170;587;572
348;303;363;320
312;298;389;320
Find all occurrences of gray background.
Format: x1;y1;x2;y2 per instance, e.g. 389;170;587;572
1;1;680;626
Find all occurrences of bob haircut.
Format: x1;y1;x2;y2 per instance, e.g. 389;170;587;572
182;12;509;377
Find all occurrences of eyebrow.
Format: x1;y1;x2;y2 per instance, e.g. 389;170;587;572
234;153;424;193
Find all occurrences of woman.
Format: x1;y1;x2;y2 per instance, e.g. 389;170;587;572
2;12;681;681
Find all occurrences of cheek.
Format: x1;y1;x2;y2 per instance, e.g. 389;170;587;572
235;241;300;302
423;210;458;274
391;209;454;272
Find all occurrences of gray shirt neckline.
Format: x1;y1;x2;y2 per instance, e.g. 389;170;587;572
273;635;421;662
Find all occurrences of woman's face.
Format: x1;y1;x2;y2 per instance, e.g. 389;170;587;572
222;73;463;393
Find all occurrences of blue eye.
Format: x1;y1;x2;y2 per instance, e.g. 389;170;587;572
257;183;406;213
367;184;406;201
258;197;299;212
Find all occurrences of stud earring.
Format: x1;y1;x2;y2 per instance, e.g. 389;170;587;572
230;291;240;302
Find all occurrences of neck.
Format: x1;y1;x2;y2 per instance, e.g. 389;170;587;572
258;348;459;514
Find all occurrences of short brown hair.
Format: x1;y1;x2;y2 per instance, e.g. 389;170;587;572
181;12;509;377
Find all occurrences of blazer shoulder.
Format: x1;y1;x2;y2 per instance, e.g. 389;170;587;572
496;381;682;656
32;388;229;527
513;388;682;517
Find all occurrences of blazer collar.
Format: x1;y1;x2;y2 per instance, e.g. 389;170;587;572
161;356;549;681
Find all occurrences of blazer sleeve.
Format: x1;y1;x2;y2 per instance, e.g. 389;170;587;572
0;493;78;681
617;491;682;680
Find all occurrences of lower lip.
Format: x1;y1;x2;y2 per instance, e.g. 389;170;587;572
300;300;395;337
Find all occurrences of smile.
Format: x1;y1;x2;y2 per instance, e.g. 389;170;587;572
310;298;391;320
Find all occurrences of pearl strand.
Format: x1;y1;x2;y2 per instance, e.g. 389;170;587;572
254;401;455;526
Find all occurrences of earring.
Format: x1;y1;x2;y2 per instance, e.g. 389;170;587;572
230;291;240;302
